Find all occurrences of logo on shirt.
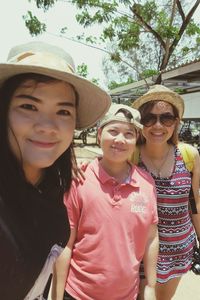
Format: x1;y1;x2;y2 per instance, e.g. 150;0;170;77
128;192;147;214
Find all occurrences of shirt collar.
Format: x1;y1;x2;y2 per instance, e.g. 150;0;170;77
90;158;140;188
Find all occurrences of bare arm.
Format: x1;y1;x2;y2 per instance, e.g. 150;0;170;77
51;228;77;300
143;224;159;300
191;147;200;241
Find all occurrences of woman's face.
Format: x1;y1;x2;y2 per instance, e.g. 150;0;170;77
98;119;137;164
141;101;177;145
8;79;76;183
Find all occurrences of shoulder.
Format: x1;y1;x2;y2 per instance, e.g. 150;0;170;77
178;142;198;156
133;165;155;186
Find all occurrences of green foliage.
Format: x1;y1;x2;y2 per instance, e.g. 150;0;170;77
91;78;100;85
35;0;57;11
132;1;158;23
23;11;46;35
24;0;200;85
77;63;88;78
139;69;159;78
186;21;200;36
110;52;121;63
108;76;135;90
174;87;184;94
181;46;190;56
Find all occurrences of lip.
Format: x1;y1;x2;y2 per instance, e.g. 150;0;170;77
151;132;164;136
111;145;126;152
28;139;58;148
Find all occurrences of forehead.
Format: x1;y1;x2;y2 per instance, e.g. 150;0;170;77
12;79;76;100
103;120;136;131
151;101;174;114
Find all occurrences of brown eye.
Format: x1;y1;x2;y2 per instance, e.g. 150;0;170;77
20;104;37;111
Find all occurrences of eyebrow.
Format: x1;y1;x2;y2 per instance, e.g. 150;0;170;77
15;94;76;107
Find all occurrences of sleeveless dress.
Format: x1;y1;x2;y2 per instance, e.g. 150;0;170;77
139;146;196;283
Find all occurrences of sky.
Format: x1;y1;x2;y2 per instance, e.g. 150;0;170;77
0;0;107;86
0;0;200;90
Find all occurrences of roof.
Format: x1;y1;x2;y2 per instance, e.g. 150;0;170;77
109;59;200;101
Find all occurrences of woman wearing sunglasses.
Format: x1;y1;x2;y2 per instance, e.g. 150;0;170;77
132;85;200;300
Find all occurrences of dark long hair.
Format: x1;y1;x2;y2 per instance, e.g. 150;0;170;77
0;74;78;296
0;73;78;198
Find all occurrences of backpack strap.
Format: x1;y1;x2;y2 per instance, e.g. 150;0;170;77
178;142;195;173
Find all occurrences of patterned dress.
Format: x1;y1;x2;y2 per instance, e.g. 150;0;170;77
139;146;196;283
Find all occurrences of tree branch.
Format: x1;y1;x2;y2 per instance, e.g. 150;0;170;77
176;0;185;21
130;5;166;50
169;0;200;56
46;31;139;72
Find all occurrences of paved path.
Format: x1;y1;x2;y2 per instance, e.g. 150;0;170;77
173;271;200;299
74;142;200;299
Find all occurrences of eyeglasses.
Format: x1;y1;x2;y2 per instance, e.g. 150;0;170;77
141;113;177;127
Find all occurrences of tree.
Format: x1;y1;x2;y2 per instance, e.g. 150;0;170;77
24;0;200;84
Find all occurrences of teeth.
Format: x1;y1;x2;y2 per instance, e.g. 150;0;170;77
152;132;163;136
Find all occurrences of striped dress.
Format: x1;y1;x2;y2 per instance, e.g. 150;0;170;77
139;146;196;283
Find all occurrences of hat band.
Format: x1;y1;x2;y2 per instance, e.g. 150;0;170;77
7;51;74;74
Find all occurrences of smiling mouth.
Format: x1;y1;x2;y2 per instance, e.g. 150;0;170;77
29;139;58;148
111;146;125;152
151;132;164;136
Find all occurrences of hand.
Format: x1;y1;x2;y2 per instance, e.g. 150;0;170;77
72;160;90;184
143;285;156;300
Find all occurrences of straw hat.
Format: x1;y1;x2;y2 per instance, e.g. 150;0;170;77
99;103;143;129
0;41;111;129
132;85;184;118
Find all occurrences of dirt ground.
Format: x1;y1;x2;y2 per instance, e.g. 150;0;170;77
73;138;200;300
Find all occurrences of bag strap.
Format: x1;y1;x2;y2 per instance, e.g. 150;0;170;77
178;142;195;173
131;143;195;173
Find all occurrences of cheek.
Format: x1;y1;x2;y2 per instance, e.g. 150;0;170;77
141;127;148;138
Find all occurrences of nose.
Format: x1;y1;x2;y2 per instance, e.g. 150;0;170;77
153;116;163;127
114;133;126;143
34;114;58;134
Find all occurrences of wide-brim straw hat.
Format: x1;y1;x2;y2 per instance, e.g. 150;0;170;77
0;41;111;129
132;84;184;118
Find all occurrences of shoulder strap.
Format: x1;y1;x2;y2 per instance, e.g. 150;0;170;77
131;143;195;172
178;142;195;172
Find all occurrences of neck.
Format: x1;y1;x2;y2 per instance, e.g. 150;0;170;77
100;158;130;182
23;165;44;185
143;142;171;159
141;143;173;177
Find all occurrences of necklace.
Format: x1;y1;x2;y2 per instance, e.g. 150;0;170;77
148;146;171;177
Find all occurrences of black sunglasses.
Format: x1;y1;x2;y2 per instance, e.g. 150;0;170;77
141;113;177;127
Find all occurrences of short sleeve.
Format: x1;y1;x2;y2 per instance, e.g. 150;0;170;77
64;181;82;229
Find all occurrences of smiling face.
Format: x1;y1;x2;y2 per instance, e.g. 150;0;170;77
98;120;137;164
8;79;76;183
141;101;178;145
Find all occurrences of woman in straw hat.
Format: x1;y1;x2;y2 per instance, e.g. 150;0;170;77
132;85;200;300
0;41;111;300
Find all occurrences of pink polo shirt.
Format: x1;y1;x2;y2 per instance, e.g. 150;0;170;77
64;158;158;300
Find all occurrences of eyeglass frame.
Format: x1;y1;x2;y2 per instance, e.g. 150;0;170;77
141;112;177;127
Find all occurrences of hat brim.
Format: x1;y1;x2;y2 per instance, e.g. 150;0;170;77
132;91;184;118
0;63;111;129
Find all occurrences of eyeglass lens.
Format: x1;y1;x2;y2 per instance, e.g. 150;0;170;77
141;113;176;127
